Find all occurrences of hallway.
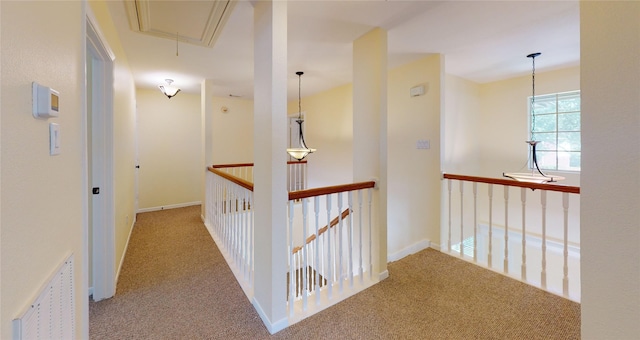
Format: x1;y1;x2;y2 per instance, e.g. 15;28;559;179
89;205;580;339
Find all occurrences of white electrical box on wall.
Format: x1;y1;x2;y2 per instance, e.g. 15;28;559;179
32;82;60;119
410;85;425;97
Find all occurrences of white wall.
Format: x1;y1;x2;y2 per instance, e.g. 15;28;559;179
212;95;254;165
580;1;640;338
443;74;481;175
387;55;443;259
1;2;85;338
288;83;354;187
137;89;202;210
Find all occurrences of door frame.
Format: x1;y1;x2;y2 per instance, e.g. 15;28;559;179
85;10;116;301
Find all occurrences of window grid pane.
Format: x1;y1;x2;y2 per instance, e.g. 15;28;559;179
529;90;581;171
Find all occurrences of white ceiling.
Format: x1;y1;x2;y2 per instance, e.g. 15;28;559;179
106;0;580;99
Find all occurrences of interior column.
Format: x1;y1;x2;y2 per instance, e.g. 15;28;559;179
201;79;214;219
353;27;389;279
252;0;288;333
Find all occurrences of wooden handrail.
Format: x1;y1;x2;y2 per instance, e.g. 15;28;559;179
443;173;580;194
211;161;307;169
208;167;254;191
211;163;254;169
292;208;351;254
289;181;376;201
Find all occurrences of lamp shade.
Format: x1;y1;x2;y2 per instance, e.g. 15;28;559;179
159;79;181;99
286;147;316;161
287;71;316;161
503;172;565;184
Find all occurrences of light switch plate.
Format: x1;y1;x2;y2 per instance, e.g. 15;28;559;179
416;139;430;149
50;123;60;155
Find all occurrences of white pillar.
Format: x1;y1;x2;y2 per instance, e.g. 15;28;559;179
580;1;640;338
201;79;214;219
353;28;388;279
252;0;288;333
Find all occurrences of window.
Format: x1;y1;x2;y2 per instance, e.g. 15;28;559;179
530;90;581;171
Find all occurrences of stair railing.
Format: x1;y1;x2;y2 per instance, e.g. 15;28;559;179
206;166;254;297
206;162;379;323
442;173;581;301
212;161;307;192
287;181;376;318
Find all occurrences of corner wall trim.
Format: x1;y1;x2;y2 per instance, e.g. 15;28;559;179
252;298;289;335
115;215;137;284
387;239;431;262
137;201;201;213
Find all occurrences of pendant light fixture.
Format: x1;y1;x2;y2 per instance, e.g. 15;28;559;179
158;34;181;99
503;53;564;184
286;71;316;160
158;79;181;99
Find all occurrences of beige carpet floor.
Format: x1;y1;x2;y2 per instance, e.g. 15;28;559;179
90;205;580;339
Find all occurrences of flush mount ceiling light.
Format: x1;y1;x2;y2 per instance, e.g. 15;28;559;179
503;53;564;184
158;79;181;99
286;71;316;161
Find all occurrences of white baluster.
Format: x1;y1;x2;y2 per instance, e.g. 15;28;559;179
244;189;250;280
240;189;245;277
504;186;509;274
459;181;464;257
358;190;364;283
540;190;547;289
447;179;452;252
288;200;295;316
314;196;320;305
348;191;354;288
302;198;309;309
223;183;228;247
488;184;493;268
296;252;301;299
337;193;344;292
473;182;478;262
233;186;238;265
563;192;570;297
320;220;325;288
520;188;527;281
248;192;254;285
326;194;333;298
368;188;373;280
292;163;296;191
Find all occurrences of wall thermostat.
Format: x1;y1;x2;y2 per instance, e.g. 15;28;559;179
32;82;60;119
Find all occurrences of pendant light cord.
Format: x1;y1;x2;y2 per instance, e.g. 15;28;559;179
296;72;309;149
298;72;302;120
528;52;540;138
527;52;546;178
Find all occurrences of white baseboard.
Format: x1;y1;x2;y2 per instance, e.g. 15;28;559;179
88;287;94;298
430;242;442;251
137;201;201;213
252;298;289;334
387;239;431;262
379;270;389;281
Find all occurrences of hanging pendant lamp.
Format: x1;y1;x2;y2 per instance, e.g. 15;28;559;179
158;79;181;99
286;71;316;161
503;53;564;184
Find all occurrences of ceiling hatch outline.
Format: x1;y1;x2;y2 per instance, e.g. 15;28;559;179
124;0;236;48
